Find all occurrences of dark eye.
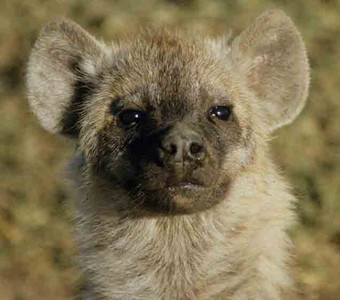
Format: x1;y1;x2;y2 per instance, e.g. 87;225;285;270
208;105;232;122
118;109;145;128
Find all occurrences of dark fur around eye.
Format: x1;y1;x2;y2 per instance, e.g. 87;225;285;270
110;97;123;115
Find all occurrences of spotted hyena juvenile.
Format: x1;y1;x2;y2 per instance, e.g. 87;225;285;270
27;9;309;300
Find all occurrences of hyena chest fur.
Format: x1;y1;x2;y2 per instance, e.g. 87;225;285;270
76;204;244;300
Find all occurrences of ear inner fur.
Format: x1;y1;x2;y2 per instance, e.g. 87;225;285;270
26;18;106;135
230;9;309;131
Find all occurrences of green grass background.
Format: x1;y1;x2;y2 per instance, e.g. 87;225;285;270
0;0;339;299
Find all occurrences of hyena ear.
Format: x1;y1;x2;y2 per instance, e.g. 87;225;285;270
230;10;309;131
26;18;106;136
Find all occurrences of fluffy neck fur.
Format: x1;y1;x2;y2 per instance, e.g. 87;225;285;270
72;152;295;300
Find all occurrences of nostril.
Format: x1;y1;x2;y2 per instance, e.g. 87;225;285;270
161;139;177;155
170;143;177;155
190;142;203;155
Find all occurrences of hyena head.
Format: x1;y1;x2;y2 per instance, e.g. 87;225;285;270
27;10;309;214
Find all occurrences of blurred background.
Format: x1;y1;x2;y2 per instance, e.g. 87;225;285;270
0;0;339;299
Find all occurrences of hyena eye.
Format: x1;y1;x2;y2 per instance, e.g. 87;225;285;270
208;106;232;122
118;109;145;128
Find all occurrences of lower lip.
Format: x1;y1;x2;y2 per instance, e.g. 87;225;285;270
168;184;204;191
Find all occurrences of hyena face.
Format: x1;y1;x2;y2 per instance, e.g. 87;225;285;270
27;10;309;215
76;33;261;214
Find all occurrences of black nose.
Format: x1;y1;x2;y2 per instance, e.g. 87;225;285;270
161;130;206;164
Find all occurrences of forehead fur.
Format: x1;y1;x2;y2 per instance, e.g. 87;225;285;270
103;29;234;103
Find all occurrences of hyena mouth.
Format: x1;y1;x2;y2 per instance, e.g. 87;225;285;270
166;178;206;191
169;182;203;190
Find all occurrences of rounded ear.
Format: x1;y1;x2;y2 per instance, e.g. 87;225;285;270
230;10;309;131
26;18;106;136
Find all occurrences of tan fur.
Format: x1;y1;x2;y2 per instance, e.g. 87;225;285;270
26;10;309;300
